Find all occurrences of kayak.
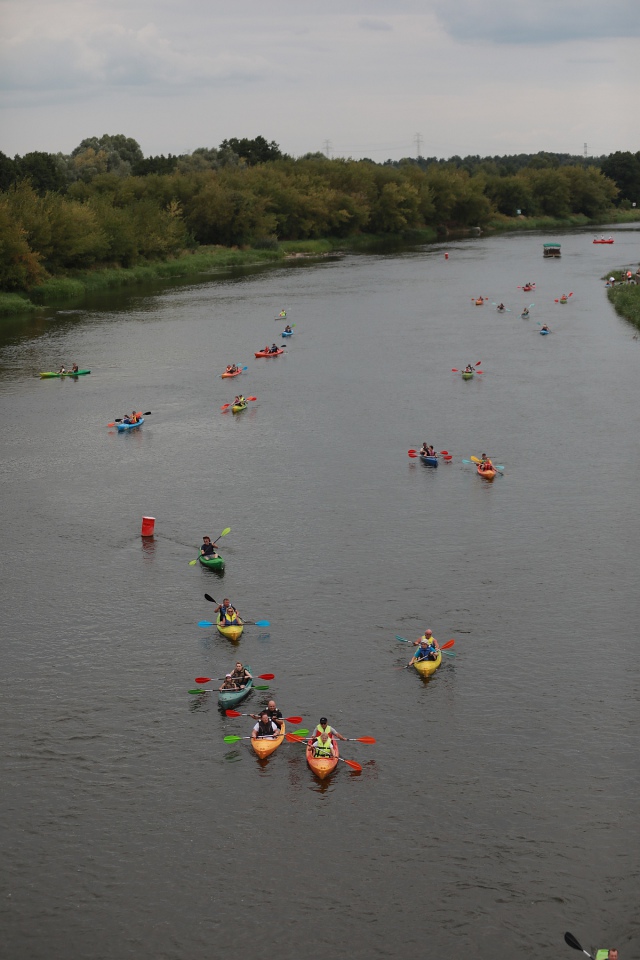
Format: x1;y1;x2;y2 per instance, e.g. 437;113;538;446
474;299;484;305
462;371;474;380
255;348;284;358
521;313;530;319
540;329;550;335
306;737;339;780
559;299;568;304
217;613;244;642
221;368;243;379
232;402;248;413
281;330;293;337
218;665;253;709
477;464;496;480
593;239;614;244
413;650;442;678
251;721;286;759
522;285;534;292
419;454;438;467
116;416;144;432
40;369;90;378
198;554;225;572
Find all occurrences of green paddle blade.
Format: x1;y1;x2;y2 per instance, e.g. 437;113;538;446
188;688;208;694
253;685;269;691
189;558;199;565
290;728;309;736
223;735;243;743
219;527;231;537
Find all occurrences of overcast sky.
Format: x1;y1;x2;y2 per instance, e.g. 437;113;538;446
1;0;638;161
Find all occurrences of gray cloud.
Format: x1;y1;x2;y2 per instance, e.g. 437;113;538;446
358;18;393;32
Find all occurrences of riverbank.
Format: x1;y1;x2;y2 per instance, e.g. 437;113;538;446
2;211;639;317
607;274;640;329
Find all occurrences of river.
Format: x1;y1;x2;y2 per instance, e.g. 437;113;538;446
1;227;638;960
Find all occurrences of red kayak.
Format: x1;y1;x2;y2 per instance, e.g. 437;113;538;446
255;348;284;358
221;368;243;378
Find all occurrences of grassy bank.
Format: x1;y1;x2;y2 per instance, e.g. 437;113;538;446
607;281;640;330
0;293;39;316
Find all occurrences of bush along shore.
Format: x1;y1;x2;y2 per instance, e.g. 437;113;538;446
606;267;640;330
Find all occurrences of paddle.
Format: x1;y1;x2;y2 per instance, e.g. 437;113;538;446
408;450;452;461
395;636;456;656
491;303;511;312
189;685;270;693
107;411;151;427
225;710;302;723
286;734;363;770
344;737;376;744
189;527;231;565
201;593;270;627
196;673;274;684
221;396;257;411
564;933;594;960
554;292;574;302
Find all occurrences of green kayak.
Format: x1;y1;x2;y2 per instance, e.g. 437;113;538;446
218;665;253;709
198;554;225;572
461;371;474;380
40;370;91;378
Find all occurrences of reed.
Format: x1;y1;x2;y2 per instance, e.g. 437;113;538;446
607;283;640;329
0;293;38;316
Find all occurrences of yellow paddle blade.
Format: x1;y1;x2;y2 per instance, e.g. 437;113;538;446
470;456;482;463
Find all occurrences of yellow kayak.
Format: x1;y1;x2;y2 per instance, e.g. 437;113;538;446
216;613;244;641
251;721;286;759
412;650;442;677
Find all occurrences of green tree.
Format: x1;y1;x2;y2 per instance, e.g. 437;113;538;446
0;199;46;290
599;151;640;205
219;136;282;166
17;152;67;194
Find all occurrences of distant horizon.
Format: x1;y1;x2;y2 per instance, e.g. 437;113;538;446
2;1;638;161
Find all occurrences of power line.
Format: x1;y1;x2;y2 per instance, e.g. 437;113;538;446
323;139;332;159
413;132;423;158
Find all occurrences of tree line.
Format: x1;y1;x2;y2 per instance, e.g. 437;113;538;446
0;134;634;293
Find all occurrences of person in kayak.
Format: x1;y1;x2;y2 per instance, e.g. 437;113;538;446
219;673;239;691
214;597;235;621
497;303;505;311
249;700;283;728
71;363;79;373
270;343;279;353
222;604;242;625
230;662;252;688
410;636;438;665
284;324;292;332
252;711;280;740
465;364;474;373
311;730;337;758
279;310;286;318
479;454;495;472
200;536;218;558
522;307;529;317
412;629;440;655
541;324;551;332
234;395;246;405
313;717;346;742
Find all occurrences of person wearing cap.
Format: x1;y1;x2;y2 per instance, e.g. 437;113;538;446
219;674;239;691
230;662;252;688
250;700;283;728
200;536;218;558
214;598;242;626
313;718;346;742
251;711;280;740
411;629;440;662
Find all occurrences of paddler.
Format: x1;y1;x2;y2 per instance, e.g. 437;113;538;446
230;662;252;688
411;629;440;660
279;310;286;318
214;597;239;623
270;343;279;353
58;365;66;375
541;324;551;332
479;454;494;472
284;324;292;332
522;307;529;317
252;711;280;740
219;673;239;691
465;364;474;373
71;363;79;373
313;717;346;742
250;700;283;728
311;730;337;758
200;536;218;558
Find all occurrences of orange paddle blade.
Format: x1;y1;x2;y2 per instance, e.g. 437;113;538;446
441;639;455;650
343;758;362;771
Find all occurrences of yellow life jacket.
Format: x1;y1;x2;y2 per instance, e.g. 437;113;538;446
314;738;333;757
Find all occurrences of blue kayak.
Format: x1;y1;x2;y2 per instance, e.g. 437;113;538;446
539;329;550;335
116;416;145;432
281;330;293;337
419;454;438;467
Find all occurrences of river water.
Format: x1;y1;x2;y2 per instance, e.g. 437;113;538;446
1;228;638;960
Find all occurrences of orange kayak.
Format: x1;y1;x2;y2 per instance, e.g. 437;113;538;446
251;721;286;759
306;738;339;779
477;464;496;480
221;368;243;379
255;348;284;358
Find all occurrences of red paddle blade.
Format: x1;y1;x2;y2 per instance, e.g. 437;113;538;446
408;452;418;458
476;371;483;374
284;715;303;724
195;677;213;684
257;673;275;680
355;737;376;744
442;455;452;461
107;422;115;427
343;758;362;771
475;361;482;366
451;368;459;372
441;639;455;650
247;396;257;401
286;733;305;743
440;450;449;455
221;404;230;410
408;449;417;455
225;709;242;717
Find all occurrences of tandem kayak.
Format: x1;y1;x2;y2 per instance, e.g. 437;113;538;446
281;330;293;337
593;239;614;244
217;613;244;641
116;417;144;432
474;299;484;305
221;368;243;378
306;737;339;780
232;402;248;413
218;666;253;709
477;464;496;480
419;454;439;467
255;348;284;358
198;554;225;572
251;721;286;759
461;371;474;380
412;650;442;678
40;369;91;378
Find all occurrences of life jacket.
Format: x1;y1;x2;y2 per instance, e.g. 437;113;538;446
314;738;333;757
257;719;275;737
224;609;238;624
316;724;334;739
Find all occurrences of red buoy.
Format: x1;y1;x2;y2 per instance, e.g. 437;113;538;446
444;252;449;260
141;516;155;537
